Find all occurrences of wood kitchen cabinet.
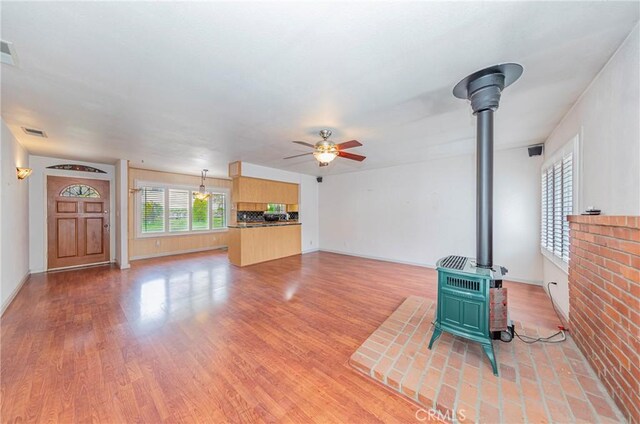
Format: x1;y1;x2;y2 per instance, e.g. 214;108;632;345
232;176;298;204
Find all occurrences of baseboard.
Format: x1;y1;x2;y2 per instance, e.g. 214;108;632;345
320;248;437;269
130;245;227;261
302;248;320;254
1;272;31;316
319;249;542;286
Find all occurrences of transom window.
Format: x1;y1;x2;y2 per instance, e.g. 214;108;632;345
60;184;101;198
137;182;229;236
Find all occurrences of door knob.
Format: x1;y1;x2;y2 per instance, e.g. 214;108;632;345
104;224;109;228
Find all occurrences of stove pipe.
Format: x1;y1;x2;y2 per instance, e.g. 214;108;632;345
453;63;523;269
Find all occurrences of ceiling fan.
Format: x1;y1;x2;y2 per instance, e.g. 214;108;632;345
283;129;366;167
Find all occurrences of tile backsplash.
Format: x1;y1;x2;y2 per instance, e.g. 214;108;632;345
236;211;299;222
237;211;264;221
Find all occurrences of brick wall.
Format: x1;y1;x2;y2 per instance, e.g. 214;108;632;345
568;215;639;423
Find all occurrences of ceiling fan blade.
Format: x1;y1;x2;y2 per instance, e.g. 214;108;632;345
338;151;366;162
283;152;314;160
336;140;362;150
292;141;316;148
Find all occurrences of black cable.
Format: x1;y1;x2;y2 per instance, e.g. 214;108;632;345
513;281;567;344
547;281;568;330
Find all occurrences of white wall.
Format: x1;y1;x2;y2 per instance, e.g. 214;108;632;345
319;147;543;284
28;155;116;272
1;120;30;313
114;159;129;269
241;162;319;253
542;24;640;319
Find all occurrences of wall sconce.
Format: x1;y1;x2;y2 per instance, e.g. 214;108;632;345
16;167;32;180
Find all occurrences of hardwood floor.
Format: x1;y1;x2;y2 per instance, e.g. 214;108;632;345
1;251;560;423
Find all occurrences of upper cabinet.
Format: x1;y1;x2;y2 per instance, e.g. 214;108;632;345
232;176;299;204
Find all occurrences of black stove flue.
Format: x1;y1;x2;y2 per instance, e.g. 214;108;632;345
453;63;523;268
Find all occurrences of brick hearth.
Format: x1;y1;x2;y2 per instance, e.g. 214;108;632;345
349;295;624;423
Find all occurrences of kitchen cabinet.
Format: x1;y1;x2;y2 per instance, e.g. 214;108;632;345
232;176;298;204
237;202;267;211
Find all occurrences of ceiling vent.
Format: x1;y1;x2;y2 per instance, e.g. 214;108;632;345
1;40;18;66
22;127;47;138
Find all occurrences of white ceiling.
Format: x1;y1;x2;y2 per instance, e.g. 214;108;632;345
1;2;638;178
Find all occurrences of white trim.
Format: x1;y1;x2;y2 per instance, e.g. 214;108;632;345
319;249;543;286
302;247;320;254
134;179;230;238
1;272;30;316
130;245;227;261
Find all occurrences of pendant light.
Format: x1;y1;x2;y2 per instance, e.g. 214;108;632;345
194;169;211;200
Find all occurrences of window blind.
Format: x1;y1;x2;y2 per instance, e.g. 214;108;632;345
169;189;190;232
141;187;165;233
540;151;573;263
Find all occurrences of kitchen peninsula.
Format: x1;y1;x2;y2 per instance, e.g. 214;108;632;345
228;222;301;266
227;163;302;266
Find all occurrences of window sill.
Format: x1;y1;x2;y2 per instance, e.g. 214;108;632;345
136;228;229;239
541;247;569;275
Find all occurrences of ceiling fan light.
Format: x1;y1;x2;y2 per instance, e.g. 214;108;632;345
313;151;337;163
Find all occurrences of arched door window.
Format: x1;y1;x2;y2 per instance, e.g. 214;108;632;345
59;184;101;198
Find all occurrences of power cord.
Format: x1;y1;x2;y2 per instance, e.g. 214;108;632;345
513;281;567;344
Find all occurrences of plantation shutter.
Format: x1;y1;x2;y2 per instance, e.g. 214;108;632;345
169;189;190;232
561;153;573;262
141;187;165;233
553;161;563;257
541;172;548;249
540;150;573;262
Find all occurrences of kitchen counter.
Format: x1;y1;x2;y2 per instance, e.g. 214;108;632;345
228;221;301;228
228;224;301;266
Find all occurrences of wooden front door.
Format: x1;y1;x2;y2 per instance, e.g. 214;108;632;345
47;176;111;270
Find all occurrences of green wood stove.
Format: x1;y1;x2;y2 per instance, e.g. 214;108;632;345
428;255;507;376
428;63;523;376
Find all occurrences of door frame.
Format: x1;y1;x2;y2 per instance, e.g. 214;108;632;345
43;172;115;270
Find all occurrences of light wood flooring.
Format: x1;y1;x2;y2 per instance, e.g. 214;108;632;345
1;251;559;423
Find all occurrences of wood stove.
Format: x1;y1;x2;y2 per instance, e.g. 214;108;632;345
428;64;523;376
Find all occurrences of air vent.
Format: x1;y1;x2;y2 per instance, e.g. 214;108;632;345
1;40;17;66
22;127;47;138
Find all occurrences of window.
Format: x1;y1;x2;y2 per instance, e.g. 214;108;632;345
192;196;209;231
137;182;229;237
211;193;226;228
60;184;100;198
541;140;575;265
141;187;165;233
266;203;285;213
168;189;190;232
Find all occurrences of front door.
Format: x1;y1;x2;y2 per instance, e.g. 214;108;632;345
47;176;110;270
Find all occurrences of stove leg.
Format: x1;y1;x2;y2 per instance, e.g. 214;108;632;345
428;327;442;350
482;343;499;376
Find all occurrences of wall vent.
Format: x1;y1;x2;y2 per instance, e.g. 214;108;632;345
1;40;18;66
22;127;47;138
